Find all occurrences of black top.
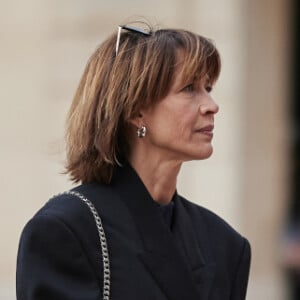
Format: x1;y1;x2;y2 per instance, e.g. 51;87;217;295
158;201;175;228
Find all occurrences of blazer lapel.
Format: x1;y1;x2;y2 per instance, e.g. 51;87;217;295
172;195;216;299
112;164;212;300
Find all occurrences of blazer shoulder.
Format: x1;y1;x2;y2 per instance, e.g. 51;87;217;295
18;183;112;285
17;198;102;300
32;189;86;225
32;182;114;224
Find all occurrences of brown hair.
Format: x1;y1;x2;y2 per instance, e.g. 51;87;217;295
65;23;221;184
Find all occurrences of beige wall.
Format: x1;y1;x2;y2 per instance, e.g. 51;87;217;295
0;1;290;299
242;1;291;299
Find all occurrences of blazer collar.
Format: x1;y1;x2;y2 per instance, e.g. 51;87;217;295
112;163;215;300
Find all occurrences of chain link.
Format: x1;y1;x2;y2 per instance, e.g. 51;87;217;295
53;190;111;300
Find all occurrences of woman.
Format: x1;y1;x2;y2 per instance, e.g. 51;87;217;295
17;23;251;300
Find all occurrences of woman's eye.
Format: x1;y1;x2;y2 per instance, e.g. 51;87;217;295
182;84;194;93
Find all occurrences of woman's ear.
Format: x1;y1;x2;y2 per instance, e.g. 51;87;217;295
128;112;143;128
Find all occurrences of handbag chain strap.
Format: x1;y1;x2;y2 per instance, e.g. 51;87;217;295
57;190;111;300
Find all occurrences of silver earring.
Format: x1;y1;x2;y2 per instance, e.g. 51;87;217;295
137;125;147;138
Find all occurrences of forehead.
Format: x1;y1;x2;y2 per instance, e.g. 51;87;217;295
171;50;210;88
170;34;221;88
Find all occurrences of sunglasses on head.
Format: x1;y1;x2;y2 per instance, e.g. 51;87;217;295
116;25;151;54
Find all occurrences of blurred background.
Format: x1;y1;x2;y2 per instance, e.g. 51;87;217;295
1;0;299;299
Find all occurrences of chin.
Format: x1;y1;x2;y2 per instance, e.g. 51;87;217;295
196;151;213;160
184;147;214;161
197;143;214;158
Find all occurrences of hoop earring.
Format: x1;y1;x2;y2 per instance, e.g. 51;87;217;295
137;125;147;138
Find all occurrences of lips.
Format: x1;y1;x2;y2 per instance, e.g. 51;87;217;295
196;125;214;137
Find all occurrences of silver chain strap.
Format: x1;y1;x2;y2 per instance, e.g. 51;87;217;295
56;190;111;300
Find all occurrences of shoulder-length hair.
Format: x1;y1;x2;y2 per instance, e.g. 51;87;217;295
65;24;221;184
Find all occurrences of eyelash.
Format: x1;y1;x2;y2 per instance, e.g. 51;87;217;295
182;84;194;92
181;84;213;93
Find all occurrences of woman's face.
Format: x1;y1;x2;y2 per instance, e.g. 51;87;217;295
140;66;219;163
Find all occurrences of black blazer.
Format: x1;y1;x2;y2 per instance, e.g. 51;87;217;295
17;164;251;300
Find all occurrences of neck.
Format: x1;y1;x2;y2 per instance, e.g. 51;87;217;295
128;153;182;205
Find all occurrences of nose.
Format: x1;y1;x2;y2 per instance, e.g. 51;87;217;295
199;95;219;115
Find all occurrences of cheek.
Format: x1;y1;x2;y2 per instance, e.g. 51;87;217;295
153;115;192;145
144;101;197;143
